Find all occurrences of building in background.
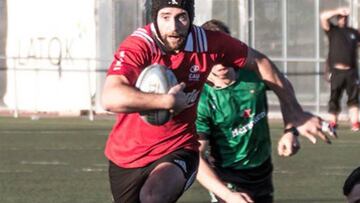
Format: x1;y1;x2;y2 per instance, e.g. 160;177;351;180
2;0;98;117
0;0;7;107
0;0;357;119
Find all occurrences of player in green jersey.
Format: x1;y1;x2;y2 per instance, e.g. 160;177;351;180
195;19;303;203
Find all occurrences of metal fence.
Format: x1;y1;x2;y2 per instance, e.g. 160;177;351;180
0;55;336;120
1;0;358;120
0;55;109;120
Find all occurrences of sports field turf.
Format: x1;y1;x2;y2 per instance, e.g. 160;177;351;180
0;116;359;203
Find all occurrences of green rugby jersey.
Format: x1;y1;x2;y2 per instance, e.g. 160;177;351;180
196;69;271;170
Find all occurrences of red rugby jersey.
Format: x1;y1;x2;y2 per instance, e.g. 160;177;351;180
105;23;248;168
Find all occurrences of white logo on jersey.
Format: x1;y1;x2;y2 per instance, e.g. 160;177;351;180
189;65;200;81
114;51;126;71
114;61;121;71
119;51;125;58
174;159;187;173
231;111;266;137
350;33;356;40
190;65;200;73
185;89;200;105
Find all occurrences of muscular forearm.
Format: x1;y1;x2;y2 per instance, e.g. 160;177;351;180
255;57;303;125
271;75;303;127
103;85;173;113
101;75;174;113
196;156;232;201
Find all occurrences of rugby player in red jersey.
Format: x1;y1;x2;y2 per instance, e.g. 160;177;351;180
101;1;334;202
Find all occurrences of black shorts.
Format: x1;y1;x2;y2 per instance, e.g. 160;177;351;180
329;68;359;113
211;158;274;203
108;148;199;203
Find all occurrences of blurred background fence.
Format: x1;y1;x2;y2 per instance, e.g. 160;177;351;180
0;56;108;120
0;0;359;120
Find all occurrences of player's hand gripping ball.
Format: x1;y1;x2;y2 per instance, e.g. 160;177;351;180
135;64;178;125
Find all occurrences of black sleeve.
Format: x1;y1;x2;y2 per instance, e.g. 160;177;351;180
356;29;360;42
325;22;336;36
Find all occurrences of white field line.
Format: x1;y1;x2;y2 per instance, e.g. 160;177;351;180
79;163;108;172
80;168;106;172
0;169;33;173
322;166;355;170
274;166;352;176
273;170;296;175
20;160;68;165
319;165;356;176
321;172;348;176
93;163;108;167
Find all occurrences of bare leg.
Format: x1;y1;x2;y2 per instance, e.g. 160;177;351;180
349;106;359;131
328;113;338;126
349;106;359;123
140;162;186;203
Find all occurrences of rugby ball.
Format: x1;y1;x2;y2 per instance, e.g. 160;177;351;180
135;64;178;125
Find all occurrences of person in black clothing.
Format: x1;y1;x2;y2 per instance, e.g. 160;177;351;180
343;166;360;203
320;7;360;132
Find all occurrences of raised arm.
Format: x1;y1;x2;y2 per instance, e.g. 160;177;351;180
245;48;334;144
245;48;301;123
101;74;188;114
320;7;349;31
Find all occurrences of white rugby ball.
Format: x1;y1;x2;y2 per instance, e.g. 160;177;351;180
135;64;178;125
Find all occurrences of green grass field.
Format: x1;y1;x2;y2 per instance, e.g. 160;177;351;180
0;116;359;203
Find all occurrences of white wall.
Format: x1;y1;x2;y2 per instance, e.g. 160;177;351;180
193;0;213;26
4;0;96;113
